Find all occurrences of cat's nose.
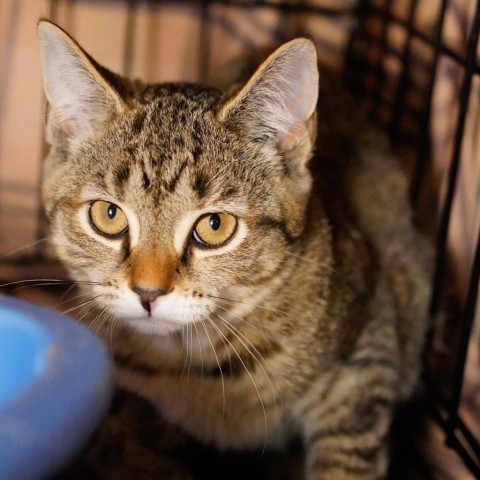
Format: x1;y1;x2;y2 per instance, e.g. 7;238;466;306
132;286;167;314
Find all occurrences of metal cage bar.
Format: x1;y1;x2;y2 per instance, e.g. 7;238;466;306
409;0;449;207
348;0;480;473
387;0;420;141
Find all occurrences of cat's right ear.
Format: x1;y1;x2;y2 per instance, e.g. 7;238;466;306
38;20;126;146
217;38;319;161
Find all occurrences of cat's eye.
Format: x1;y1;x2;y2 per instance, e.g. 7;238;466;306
89;201;128;237
192;213;237;247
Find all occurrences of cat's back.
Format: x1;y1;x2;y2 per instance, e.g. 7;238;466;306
313;71;431;393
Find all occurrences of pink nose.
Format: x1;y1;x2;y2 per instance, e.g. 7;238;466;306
132;286;167;314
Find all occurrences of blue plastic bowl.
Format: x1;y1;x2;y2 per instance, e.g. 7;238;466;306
0;295;113;479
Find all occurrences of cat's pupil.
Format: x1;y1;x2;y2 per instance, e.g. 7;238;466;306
107;204;117;220
209;214;221;231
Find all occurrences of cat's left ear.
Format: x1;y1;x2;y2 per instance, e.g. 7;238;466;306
38;20;127;146
218;38;319;160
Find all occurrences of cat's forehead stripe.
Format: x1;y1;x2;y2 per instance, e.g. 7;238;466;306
113;161;131;191
192;171;209;198
164;159;188;193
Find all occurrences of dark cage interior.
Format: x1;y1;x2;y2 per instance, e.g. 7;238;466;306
0;0;479;478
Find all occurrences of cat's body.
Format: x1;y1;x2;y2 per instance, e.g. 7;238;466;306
38;21;430;480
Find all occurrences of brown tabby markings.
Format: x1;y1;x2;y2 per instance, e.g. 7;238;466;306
38;19;431;480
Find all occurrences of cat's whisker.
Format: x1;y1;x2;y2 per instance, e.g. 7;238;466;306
201;315;226;423
214;303;267;335
207;293;291;318
71;301;109;336
192;321;204;383
214;306;283;410
108;313;117;350
54;290;98;309
6;282;72;292
86;307;102;331
61;295;102;316
76;307;95;324
104;304;120;352
178;325;190;390
101;310;114;334
58;281;84;303
89;306;107;332
71;299;97;322
0;278;102;289
185;324;193;388
212;304;280;388
204;310;233;372
0;237;48;258
180;324;193;398
78;304;103;326
206;312;268;451
89;307;112;334
213;310;282;417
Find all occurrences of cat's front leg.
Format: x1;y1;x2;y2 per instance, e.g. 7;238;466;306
302;393;392;479
296;366;396;480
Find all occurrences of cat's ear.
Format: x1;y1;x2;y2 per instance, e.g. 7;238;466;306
38;20;126;145
218;38;319;157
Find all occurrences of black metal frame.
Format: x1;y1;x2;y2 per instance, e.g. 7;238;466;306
2;0;480;476
346;1;480;476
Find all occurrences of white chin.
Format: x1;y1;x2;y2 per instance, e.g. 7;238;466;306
120;316;183;336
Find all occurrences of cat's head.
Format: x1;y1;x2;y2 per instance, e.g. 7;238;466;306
38;20;319;336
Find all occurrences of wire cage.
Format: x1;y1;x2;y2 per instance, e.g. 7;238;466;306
0;0;479;478
347;1;480;476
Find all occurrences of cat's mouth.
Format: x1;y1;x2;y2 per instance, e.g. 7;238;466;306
109;286;215;336
99;282;263;338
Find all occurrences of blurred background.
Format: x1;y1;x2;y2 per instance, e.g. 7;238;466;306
0;0;479;478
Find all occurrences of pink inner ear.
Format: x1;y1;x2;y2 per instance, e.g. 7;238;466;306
218;38;319;150
50;108;78;138
284;64;319;124
277;123;308;153
259;42;319;145
275;84;316;148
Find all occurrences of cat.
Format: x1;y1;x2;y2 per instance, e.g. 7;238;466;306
38;19;431;480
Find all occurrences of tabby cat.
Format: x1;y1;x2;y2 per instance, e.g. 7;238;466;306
38;19;431;480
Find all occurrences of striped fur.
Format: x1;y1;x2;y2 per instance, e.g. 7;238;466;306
39;20;431;479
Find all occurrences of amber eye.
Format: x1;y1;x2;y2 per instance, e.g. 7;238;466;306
89;201;128;237
192;213;237;247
